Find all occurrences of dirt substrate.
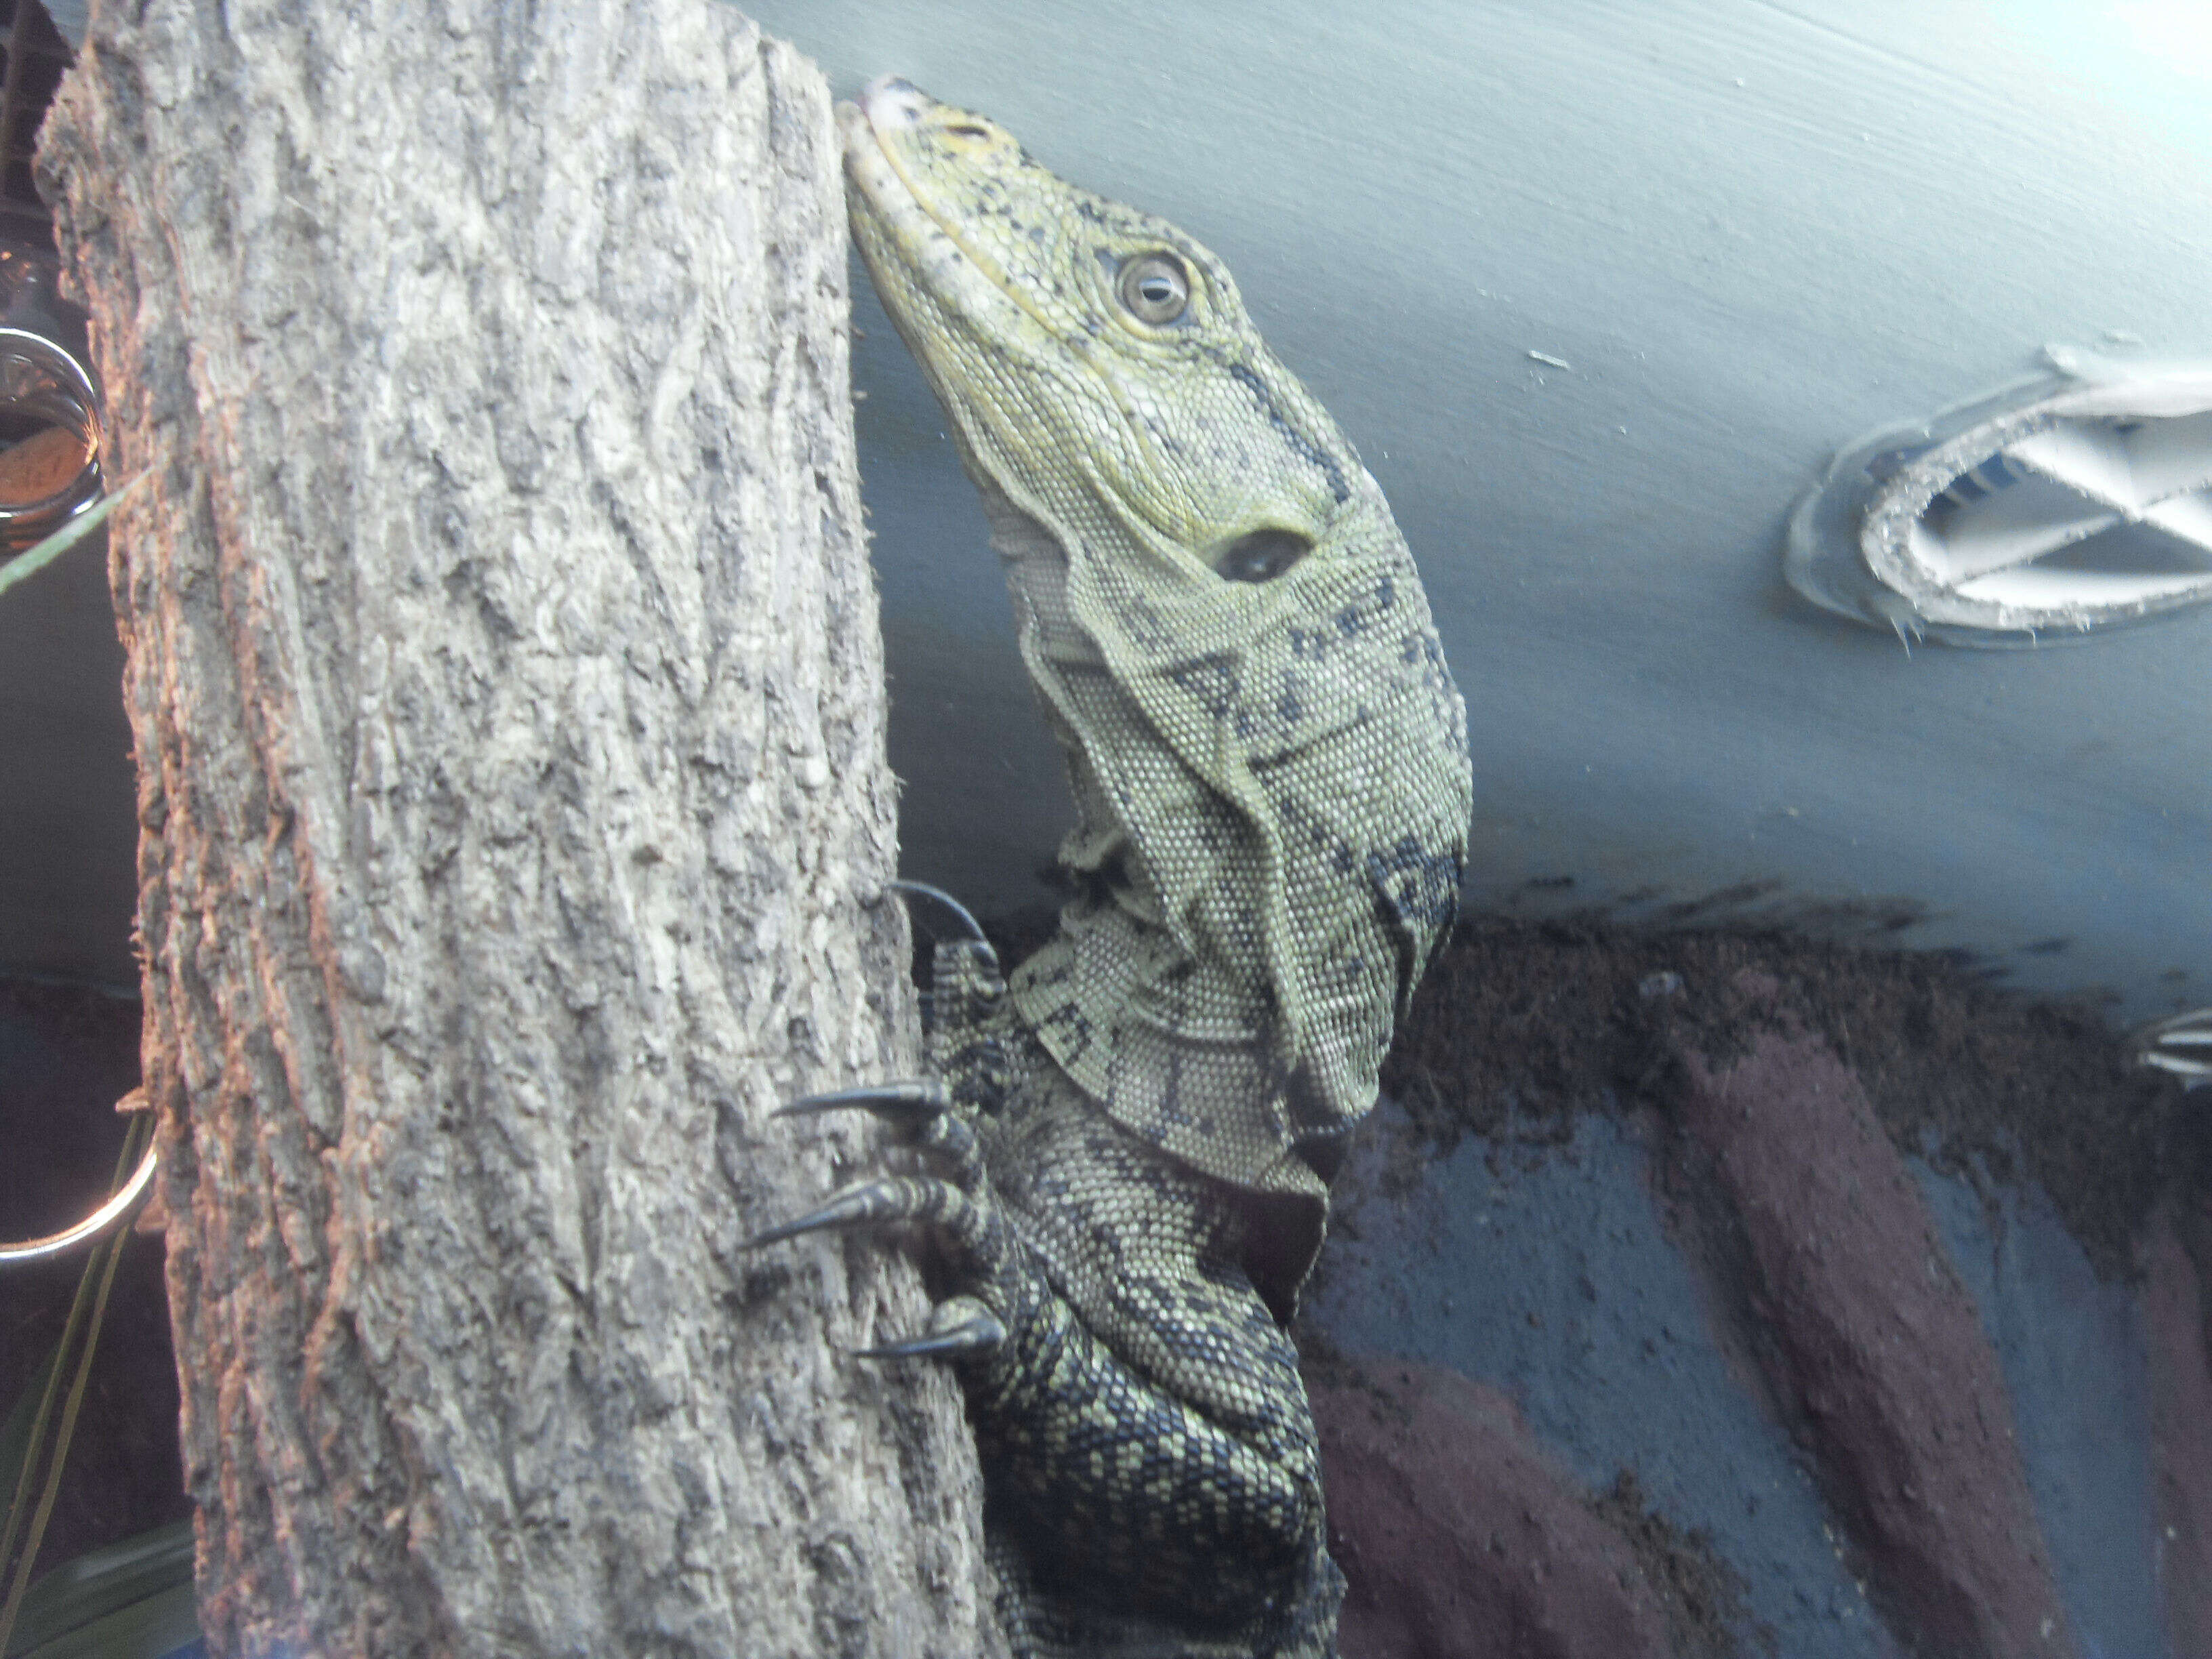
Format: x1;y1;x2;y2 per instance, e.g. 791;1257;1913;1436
1384;916;2192;1277
1313;914;2211;1659
1307;1351;1755;1659
1668;979;2066;1655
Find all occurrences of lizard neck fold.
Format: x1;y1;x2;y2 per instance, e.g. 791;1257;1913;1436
979;480;1466;1204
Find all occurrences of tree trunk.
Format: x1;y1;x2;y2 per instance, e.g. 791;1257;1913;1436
36;3;1003;1655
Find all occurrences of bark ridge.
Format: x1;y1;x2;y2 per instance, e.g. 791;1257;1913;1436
39;4;1000;1654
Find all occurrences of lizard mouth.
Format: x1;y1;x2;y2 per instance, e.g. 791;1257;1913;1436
839;81;986;292
851;74;932;132
836;77;922;198
836;80;926;249
838;79;1067;354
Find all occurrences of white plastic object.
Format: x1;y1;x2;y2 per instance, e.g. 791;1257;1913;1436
1787;350;2212;647
2129;1007;2212;1089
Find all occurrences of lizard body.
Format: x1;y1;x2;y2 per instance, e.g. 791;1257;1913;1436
758;79;1473;1658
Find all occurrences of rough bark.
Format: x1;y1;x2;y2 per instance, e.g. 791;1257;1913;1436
36;3;1003;1656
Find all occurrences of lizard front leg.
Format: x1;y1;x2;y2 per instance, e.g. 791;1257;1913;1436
748;925;1342;1658
966;1042;1345;1659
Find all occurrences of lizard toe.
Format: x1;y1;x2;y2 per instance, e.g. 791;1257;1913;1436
852;1294;1006;1362
887;878;998;962
744;1171;1006;1269
773;1078;985;1183
775;1080;949;1122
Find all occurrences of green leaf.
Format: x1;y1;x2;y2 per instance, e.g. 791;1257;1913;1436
3;1522;195;1659
0;474;148;605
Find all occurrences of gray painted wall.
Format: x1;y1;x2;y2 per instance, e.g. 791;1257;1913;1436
2;0;2205;1022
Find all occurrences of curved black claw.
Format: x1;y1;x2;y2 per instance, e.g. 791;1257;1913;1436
743;1174;990;1256
853;1298;1006;1361
775;1081;949;1122
772;1078;981;1174
744;1181;911;1250
888;879;998;966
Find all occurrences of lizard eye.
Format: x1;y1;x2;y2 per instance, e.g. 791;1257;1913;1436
1118;253;1190;325
1214;528;1311;583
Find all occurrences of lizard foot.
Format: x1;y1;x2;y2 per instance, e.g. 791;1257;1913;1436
747;1078;1022;1361
746;884;1038;1361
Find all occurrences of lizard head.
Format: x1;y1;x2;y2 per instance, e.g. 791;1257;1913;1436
840;77;1355;582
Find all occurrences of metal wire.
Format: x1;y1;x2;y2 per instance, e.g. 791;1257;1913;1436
0;1113;158;1267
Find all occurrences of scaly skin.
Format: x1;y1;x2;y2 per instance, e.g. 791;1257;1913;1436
756;80;1473;1658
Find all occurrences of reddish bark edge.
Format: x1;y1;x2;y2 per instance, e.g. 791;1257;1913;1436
1669;970;2074;1658
2143;1206;2212;1655
1311;1359;1671;1659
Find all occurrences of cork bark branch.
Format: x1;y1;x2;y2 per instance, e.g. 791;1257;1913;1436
37;3;1002;1654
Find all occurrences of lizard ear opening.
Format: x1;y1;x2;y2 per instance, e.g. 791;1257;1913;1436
1211;527;1311;583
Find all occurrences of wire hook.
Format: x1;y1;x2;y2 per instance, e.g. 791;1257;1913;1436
0;1091;160;1267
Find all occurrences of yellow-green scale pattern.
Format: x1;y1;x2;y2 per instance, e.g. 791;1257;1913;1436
834;79;1475;1659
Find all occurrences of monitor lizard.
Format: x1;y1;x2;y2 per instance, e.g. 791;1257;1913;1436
750;77;1474;1659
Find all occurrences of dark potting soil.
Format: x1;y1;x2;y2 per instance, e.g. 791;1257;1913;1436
1383;916;2194;1280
